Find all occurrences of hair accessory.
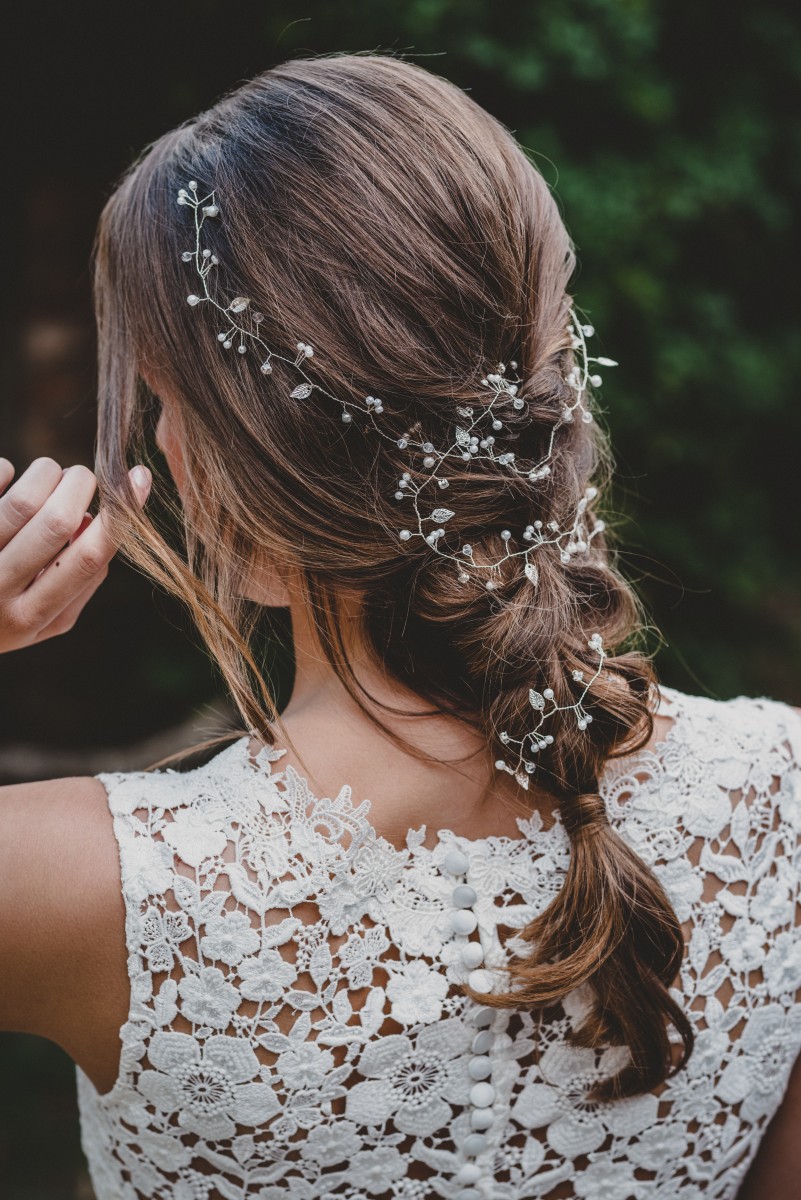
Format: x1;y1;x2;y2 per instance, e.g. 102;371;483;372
177;181;617;788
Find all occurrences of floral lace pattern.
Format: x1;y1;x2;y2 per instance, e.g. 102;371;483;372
75;685;801;1199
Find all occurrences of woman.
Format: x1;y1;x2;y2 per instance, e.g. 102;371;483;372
0;52;799;1199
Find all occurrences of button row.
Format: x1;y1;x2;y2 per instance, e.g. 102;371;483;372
442;846;496;1193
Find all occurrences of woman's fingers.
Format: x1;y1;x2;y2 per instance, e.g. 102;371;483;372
0;457;63;553
0;459;151;652
0;462;99;594
15;467;151;630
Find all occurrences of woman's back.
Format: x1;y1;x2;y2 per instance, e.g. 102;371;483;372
75;683;801;1199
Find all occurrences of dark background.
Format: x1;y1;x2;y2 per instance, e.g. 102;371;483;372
1;0;800;1195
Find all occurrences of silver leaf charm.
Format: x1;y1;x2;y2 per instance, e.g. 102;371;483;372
290;383;313;399
430;508;455;523
455;426;471;446
524;562;539;586
456;407;474;418
529;689;546;711
229;296;251;313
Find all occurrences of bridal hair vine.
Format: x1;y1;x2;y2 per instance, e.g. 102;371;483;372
177;180;616;787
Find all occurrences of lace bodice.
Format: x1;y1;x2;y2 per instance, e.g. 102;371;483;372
75;684;801;1199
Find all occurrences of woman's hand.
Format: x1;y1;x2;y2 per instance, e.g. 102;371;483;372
0;456;151;653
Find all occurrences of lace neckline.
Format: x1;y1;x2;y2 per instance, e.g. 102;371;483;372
229;683;687;860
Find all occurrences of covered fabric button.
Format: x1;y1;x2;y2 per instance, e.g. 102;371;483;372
462;1132;488;1156
470;1107;494;1130
472;1005;495;1028
469;1081;495;1107
461;942;484;968
443;848;470;875
451;910;478;935
471;1029;493;1054
456;1164;482;1185
452;883;478;908
456;1190;480;1200
468;968;493;992
468;1055;492;1080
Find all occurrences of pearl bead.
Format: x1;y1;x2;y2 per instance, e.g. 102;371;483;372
187;294;200;306
456;1164;482;1185
469;1081;495;1107
443;849;469;876
399;530;411;541
423;456;435;467
223;340;232;349
451;910;478;936
472;1005;494;1028
452;884;478;908
238;345;247;354
468;1055;492;1080
462;1133;488;1156
341;412;352;423
470;1106;494;1130
461;943;484;969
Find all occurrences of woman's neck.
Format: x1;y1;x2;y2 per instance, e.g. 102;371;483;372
258;593;555;849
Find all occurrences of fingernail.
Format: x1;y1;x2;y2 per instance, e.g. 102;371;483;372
129;465;152;499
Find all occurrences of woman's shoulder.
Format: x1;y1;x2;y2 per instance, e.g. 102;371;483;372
630;681;801;779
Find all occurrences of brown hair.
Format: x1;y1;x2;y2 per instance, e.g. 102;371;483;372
93;51;693;1100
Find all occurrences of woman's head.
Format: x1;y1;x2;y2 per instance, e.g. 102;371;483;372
93;51;693;1098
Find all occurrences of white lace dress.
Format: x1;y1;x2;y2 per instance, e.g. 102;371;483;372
75;684;801;1200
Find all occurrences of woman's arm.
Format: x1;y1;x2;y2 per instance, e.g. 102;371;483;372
0;454;150;1073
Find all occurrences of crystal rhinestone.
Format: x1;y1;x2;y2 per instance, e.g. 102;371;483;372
470;1107;494;1131
452;884;478;908
462;1133;488;1156
451;910;478;936
468;968;493;992
443;849;469;876
469;1081;495;1108
456;1164;482;1185
472;1006;494;1028
461;943;484;969
468;1055;492;1080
